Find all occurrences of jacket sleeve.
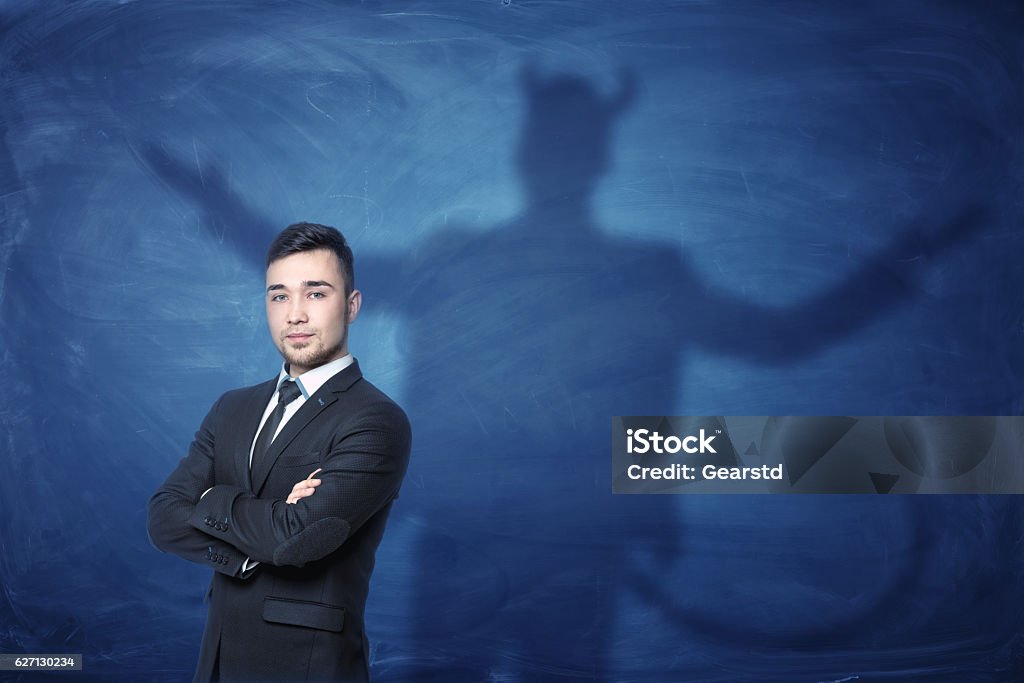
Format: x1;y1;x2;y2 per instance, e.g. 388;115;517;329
146;394;252;578
188;400;412;567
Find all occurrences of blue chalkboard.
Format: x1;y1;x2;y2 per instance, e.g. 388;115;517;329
1;1;1022;680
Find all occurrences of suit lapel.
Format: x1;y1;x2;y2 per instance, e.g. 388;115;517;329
250;361;364;495
236;378;278;492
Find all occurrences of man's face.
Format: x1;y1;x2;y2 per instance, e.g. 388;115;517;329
265;248;361;377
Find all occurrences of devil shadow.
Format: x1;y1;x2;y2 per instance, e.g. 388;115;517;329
139;66;990;680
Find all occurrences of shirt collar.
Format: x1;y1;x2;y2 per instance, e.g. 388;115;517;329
277;354;355;399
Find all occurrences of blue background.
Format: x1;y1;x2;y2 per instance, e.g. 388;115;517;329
2;1;1023;680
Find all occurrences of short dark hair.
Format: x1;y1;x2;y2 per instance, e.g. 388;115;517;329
267;222;355;296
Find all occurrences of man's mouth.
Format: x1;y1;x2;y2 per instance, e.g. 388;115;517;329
286;333;314;341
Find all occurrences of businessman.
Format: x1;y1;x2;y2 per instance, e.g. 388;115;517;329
147;222;411;682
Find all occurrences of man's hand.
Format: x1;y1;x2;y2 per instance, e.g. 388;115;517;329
286;468;322;505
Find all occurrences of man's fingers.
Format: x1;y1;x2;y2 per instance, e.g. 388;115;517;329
287;487;315;504
288;486;318;503
286;477;322;504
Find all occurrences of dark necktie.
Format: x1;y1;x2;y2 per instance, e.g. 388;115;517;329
251;380;303;483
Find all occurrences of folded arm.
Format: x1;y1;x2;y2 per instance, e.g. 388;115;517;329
146;394;252;577
189;401;412;567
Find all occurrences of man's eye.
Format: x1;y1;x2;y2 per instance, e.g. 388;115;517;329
271;294;287;302
309;291;325;299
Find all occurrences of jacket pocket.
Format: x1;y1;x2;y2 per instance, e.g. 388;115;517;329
262;597;345;632
277;451;321;468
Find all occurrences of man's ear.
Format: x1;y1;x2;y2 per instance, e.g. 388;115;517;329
346;289;362;324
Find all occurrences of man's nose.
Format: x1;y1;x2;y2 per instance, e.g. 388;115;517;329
287;300;308;324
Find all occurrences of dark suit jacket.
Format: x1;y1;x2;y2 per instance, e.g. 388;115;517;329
147;360;411;683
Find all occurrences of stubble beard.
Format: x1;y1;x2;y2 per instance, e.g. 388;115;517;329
280;326;348;374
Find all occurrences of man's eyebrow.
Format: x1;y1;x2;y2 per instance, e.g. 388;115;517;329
265;281;335;293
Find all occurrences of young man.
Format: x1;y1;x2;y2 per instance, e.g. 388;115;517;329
147;222;411;682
